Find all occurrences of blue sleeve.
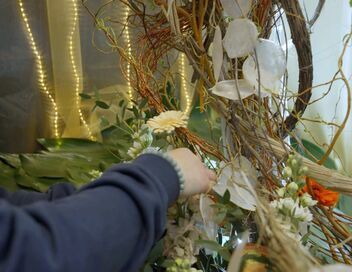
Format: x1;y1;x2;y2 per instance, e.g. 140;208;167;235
0;154;180;272
0;183;77;206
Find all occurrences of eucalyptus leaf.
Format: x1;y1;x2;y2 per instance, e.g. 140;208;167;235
196;240;231;261
79;93;92;99
95;100;110;109
118;99;125;107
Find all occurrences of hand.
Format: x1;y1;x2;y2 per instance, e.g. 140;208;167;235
167;148;217;197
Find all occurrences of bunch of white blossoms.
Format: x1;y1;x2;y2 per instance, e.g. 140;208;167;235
127;124;153;159
270;182;317;238
270;197;314;223
88;169;103;180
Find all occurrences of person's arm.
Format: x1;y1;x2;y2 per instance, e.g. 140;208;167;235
0;153;181;272
0;182;77;206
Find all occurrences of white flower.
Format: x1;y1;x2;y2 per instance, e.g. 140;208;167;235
139;133;153;145
276;187;286;197
127;147;139;158
287;182;298;194
293;206;313;222
89;170;102;179
270;199;279;209
281;197;295;211
147;111;188;134
283;166;292;178
132;141;142;149
127;124;154;159
300;193;318;207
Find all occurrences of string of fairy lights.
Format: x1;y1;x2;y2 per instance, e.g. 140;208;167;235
69;0;93;140
123;4;134;106
18;1;192;139
179;53;192;115
18;0;60;138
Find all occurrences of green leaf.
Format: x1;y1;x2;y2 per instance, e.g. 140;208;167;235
146;239;164;264
115;114;121;126
229;207;244;219
65;166;96;186
79;93;92;99
20;154;68;178
214;210;227;224
141;264;153;272
290;138;337;170
139;97;148;109
223;189;230;204
38;138;98;152
131;106;139;118
95;100;110;109
37;138;119;165
0;161;19;191
195;240;230;261
188;106;221;144
118;99;125;107
14;169;67;192
0;154;21;168
19;153;98;178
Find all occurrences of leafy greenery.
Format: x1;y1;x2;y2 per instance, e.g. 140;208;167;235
0;138;121;192
290;138;337;170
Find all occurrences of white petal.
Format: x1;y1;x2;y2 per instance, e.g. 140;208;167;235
223;18;258;59
230;183;256;211
243;39;286;93
200;195;217;240
213;184;227;196
212;26;223;82
220;0;253;19
233;156;257;181
215;160;257;211
227;231;250;272
210;79;255;101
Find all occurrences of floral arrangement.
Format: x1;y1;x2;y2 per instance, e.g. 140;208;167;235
1;0;352;271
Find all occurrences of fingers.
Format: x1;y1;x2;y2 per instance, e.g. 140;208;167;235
206;169;217;181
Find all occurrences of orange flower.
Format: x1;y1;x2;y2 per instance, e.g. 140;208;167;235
302;179;339;207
